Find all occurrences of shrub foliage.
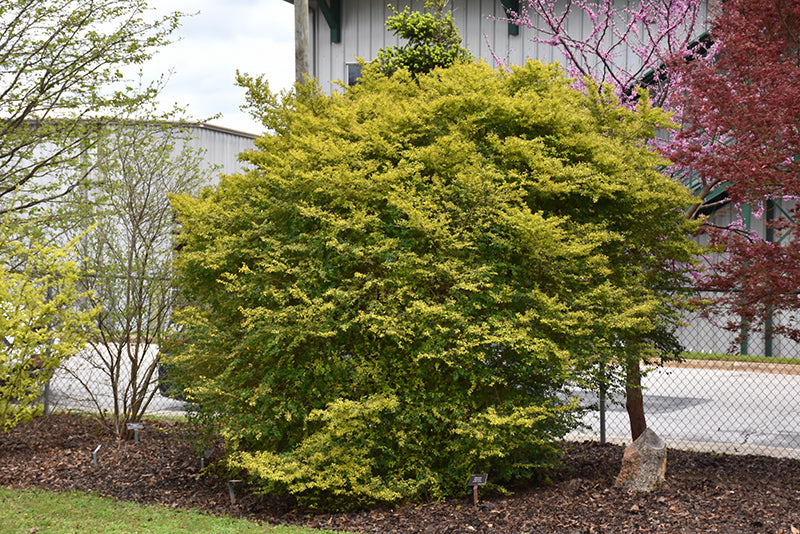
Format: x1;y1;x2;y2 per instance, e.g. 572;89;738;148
169;61;698;509
0;221;95;431
376;0;473;78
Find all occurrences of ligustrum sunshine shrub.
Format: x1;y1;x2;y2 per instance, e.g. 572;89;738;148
0;219;96;431
168;60;699;510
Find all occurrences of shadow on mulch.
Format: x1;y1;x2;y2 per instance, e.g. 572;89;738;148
1;413;799;533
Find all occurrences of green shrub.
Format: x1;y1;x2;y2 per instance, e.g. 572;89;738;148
0;220;95;431
169;60;698;509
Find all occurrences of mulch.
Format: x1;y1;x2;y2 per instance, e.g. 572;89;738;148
1;413;799;533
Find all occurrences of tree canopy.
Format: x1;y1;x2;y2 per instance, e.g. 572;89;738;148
0;0;182;431
0;0;180;214
169;61;699;509
503;0;705;109
667;0;800;343
511;0;800;348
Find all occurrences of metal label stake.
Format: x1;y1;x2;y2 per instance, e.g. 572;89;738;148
126;422;144;444
467;474;488;506
227;479;242;505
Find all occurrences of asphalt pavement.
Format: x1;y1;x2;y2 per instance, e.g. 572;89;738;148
571;365;800;458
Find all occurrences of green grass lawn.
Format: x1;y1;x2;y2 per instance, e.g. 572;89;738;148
0;487;347;534
681;351;800;366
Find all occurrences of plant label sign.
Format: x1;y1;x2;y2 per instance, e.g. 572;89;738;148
467;474;487;487
126;422;144;444
467;474;487;506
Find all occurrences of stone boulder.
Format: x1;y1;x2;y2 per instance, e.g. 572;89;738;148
614;427;667;492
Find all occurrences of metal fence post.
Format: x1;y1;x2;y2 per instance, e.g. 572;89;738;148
599;355;606;444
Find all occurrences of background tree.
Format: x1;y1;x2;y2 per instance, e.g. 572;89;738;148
375;0;473;77
0;0;180;215
666;0;800;343
503;0;706;108
64;110;215;439
0;0;189;436
169;61;698;509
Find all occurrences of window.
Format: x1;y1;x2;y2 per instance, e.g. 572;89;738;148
346;63;363;86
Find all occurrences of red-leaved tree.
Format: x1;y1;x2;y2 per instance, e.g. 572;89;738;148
666;0;800;343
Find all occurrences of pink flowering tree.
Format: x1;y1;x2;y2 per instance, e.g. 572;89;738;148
503;0;706;108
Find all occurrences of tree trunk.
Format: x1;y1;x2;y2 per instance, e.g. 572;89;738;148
625;356;646;441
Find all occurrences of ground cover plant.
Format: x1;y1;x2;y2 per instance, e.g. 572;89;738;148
1;413;799;533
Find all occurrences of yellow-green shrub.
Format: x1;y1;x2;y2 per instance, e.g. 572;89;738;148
0;221;95;431
169;61;699;509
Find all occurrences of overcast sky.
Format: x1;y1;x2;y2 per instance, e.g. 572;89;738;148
141;0;296;135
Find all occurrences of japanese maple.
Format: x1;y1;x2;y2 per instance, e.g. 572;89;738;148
668;0;800;342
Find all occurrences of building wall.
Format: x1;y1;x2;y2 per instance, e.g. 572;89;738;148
185;124;257;177
308;0;709;92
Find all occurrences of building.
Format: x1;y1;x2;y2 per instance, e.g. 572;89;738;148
283;0;709;93
184;123;258;177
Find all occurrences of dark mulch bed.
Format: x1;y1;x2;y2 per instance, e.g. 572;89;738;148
1;413;799;533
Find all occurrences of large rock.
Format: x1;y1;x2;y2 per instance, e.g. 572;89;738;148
614;427;667;492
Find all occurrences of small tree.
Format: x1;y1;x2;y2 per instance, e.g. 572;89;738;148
170;61;698;509
0;0;181;215
0;218;95;431
66;113;214;438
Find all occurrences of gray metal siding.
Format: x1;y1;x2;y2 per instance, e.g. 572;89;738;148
186;125;257;178
309;0;708;92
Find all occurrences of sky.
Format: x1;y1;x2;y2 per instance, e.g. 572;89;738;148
141;0;296;135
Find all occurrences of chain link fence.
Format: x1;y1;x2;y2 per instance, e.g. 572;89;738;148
38;290;800;458
573;290;800;459
42;343;186;418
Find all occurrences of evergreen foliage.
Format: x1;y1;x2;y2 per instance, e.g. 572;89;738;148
170;61;699;509
375;0;472;77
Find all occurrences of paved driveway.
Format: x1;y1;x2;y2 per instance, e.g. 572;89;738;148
572;364;800;458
